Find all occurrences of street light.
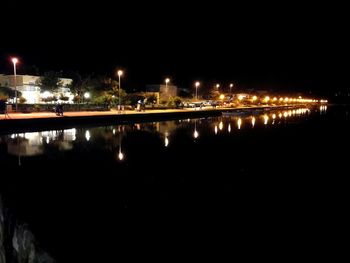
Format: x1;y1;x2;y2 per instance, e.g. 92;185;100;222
229;83;233;97
195;81;200;101
165;78;170;100
11;58;18;112
117;70;123;112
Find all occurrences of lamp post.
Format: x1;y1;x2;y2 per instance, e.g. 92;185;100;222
12;58;18;112
229;83;233;97
165;78;170;100
117;70;123;112
195;81;200;101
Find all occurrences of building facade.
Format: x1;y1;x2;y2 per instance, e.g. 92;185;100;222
0;74;73;104
146;84;178;103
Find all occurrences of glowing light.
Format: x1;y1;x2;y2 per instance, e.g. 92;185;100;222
215;125;218;134
12;58;18;64
85;130;91;141
216;84;220;88
219;121;223;130
165;78;170;84
272;114;276;119
228;124;231;133
84;92;90;99
273;97;277;101
251;116;256;127
283;112;288;118
238;95;244;101
237;118;242;129
264;115;269;125
118;152;124;160
279;98;283;101
195;81;200;87
279;112;282;118
41;91;52;99
165;137;169;147
264;96;270;102
193;130;199;139
219;94;225;100
113;129;116;135
117;70;123;77
252;95;257;101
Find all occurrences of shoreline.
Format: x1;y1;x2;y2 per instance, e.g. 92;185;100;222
0;105;310;133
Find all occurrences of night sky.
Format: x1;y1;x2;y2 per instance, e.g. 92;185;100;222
1;1;347;96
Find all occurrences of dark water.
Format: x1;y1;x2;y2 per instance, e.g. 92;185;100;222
1;105;349;261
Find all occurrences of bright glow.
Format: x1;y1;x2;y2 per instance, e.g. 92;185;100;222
12;58;18;64
228;124;231;133
272;114;276;119
165;78;170;84
219;94;225;100
264;96;270;102
219;121;223;130
237;118;242;129
279;97;283;101
41;91;52;99
264;115;269;125
85;130;91;141
252;96;257;101
118;152;124;160
117;70;123;77
215;125;218;134
113;129;116;135
165;137;169;147
195;81;200;87
278;113;282;118
251;117;256;127
84;92;90;99
238;95;244;101
216;84;220;88
284;97;289;102
230;83;233;88
283;111;288;118
193;130;199;139
273;97;277;101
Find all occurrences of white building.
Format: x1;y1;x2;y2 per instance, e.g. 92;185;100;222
0;74;73;104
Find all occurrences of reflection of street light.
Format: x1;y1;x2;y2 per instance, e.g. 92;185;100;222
195;81;200;101
251;116;256;128
12;58;18;112
117;70;123;111
118;132;124;161
193;120;199;139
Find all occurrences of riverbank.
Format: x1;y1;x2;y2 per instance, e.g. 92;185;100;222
0;105;306;133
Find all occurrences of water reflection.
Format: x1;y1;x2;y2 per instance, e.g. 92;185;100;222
0;107;321;166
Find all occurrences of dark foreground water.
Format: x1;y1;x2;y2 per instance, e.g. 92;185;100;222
0;105;349;261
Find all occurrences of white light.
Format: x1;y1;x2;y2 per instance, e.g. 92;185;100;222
228;124;231;133
165;78;170;84
194;130;199;139
215;125;218;134
237;118;242;129
12;58;18;64
118;152;124;160
85;130;91;141
84;92;90;99
165;137;169;147
264;115;269;125
251;117;256;128
41;91;52;99
219;121;223;130
117;70;123;77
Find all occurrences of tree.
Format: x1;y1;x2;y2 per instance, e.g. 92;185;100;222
36;71;63;92
145;94;157;105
